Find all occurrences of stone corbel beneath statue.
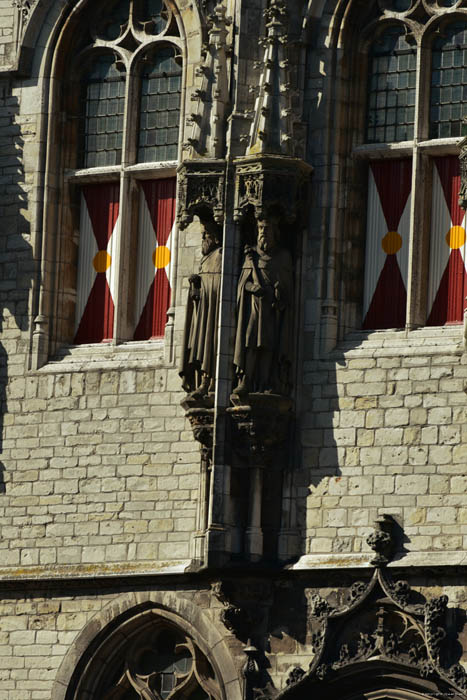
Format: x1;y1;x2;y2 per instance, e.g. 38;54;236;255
233;154;312;223
176;159;226;229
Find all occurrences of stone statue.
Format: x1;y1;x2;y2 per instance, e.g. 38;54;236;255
233;217;293;397
180;220;222;398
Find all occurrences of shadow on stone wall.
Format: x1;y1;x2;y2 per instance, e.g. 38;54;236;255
0;84;34;493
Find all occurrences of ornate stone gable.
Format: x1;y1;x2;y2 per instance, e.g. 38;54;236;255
280;568;467;700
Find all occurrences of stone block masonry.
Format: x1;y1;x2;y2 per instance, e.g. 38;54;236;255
0;363;200;569
301;329;467;557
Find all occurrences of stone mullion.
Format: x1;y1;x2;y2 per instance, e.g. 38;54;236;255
113;62;137;343
406;41;430;329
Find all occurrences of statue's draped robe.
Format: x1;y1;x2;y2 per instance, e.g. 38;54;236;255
233;246;293;392
180;247;222;391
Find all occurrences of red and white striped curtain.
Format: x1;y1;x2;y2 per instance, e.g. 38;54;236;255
363;159;412;330
133;178;176;340
427;156;467;326
74;183;119;344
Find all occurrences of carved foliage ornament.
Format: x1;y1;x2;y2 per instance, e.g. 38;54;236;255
211;580;272;642
280;568;467;699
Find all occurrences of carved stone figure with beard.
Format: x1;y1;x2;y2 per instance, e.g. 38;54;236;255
233;217;293;397
180;220;222;398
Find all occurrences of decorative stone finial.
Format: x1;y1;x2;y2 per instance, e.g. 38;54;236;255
366;514;396;566
184;1;231;159
247;0;294;156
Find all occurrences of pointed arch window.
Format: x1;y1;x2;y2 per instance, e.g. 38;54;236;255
357;6;467;332
53;0;183;351
67;613;223;700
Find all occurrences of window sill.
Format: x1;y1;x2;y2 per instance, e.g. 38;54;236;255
65;165;122;183
331;325;465;360
65;160;178;183
353;141;414;159
36;339;168;374
353;136;463;159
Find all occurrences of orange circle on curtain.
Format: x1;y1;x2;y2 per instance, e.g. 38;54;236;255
382;231;402;255
153;245;171;269
93;251;112;272
445;226;466;250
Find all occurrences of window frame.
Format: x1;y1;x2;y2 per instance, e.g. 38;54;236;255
42;0;187;362
352;6;467;332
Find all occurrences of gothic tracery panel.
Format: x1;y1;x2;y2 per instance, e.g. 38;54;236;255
70;613;223;700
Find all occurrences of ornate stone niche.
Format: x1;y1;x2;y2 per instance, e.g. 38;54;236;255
233;154;311;225
177;160;226;230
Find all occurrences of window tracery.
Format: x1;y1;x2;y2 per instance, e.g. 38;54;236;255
49;0;183;351
68;616;223;700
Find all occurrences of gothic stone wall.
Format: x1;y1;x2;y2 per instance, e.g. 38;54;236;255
0;573;466;699
298;328;467;561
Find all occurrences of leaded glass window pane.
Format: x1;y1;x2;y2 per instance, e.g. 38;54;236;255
430;22;467;139
366;26;416;144
138;47;181;162
81;55;125;168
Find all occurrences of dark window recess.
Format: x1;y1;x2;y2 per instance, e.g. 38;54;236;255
140;0;168;34
138;47;182;162
97;0;130;41
392;0;411;11
366;26;416;144
81;55;125;168
430;22;467;139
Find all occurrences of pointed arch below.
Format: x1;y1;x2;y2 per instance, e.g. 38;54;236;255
51;591;242;700
300;659;459;700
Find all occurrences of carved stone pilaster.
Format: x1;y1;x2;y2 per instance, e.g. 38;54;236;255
233;154;311;224
227;394;292;561
177;160;226;228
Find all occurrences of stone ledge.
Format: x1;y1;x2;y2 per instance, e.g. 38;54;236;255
290;550;467;570
36;340;168;373
0;560;191;582
332;326;465;359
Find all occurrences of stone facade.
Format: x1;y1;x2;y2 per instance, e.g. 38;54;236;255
0;0;467;699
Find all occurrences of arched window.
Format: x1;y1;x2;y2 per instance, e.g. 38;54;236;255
65;611;223;700
357;4;467;332
48;0;183;353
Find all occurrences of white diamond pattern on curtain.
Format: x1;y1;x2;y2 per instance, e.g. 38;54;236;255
363;159;412;330
74;183;120;344
427;156;467;326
